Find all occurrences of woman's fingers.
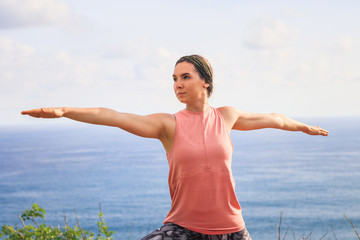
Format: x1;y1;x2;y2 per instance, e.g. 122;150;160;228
21;108;63;118
21;108;42;117
316;127;328;136
320;128;329;136
303;126;327;136
308;126;329;136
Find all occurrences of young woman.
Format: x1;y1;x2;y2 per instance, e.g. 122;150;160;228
21;55;328;240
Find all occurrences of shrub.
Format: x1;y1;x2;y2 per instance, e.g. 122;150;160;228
0;203;115;240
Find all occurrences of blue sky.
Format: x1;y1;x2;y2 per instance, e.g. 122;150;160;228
1;0;359;125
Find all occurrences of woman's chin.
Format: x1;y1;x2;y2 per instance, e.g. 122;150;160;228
177;98;187;104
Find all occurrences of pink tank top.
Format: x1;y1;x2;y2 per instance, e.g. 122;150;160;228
164;107;245;234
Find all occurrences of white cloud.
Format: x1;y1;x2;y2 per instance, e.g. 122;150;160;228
332;36;353;52
0;0;82;29
243;17;298;49
57;51;71;64
0;37;35;57
0;36;182;124
0;37;35;86
102;39;174;61
1;0;359;125
99;39;179;87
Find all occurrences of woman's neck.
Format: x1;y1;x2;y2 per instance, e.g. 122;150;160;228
185;101;210;112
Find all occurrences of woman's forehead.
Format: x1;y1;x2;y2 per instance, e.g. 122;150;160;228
173;62;197;76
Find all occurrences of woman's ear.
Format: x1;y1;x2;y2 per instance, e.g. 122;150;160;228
204;83;210;88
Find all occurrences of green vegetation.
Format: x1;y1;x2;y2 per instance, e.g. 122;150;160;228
1;205;359;240
276;211;360;240
0;204;114;240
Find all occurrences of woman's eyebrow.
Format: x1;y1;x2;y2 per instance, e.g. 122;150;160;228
173;73;190;77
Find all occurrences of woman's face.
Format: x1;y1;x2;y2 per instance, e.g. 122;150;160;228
173;62;209;104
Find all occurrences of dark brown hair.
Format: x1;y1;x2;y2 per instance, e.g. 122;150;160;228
175;55;213;97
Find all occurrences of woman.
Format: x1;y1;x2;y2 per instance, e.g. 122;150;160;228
22;55;328;240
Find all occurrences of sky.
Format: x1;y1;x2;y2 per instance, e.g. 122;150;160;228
1;0;360;125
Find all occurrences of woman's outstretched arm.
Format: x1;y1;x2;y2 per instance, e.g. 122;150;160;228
218;106;328;136
21;107;174;140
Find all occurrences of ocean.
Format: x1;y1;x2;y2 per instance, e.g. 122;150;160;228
0;117;359;240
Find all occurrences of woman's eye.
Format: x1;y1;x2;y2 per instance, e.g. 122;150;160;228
184;76;189;79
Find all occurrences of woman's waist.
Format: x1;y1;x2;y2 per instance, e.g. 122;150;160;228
168;168;234;191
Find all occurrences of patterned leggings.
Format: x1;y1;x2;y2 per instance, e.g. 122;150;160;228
142;223;252;240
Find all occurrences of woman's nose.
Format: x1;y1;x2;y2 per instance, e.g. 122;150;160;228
174;81;183;89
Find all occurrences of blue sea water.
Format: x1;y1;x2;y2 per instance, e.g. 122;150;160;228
0;117;359;240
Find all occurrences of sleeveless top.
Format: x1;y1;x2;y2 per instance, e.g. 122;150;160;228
164;107;246;234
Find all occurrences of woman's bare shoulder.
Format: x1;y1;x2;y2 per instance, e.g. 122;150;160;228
146;113;175;120
216;106;243;130
217;106;248;115
149;112;174;117
149;113;175;128
217;106;234;112
217;106;241;116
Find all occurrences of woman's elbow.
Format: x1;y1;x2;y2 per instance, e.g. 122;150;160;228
269;113;285;129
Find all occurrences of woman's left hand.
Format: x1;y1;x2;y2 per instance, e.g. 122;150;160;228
303;126;329;136
21;108;65;118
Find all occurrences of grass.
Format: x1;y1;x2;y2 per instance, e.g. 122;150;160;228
276;211;360;240
1;205;359;240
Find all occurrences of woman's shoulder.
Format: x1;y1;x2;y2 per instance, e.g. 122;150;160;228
216;106;246;115
142;113;175;129
216;106;246;123
215;106;240;132
217;106;233;110
216;106;237;115
150;112;174;117
148;113;175;122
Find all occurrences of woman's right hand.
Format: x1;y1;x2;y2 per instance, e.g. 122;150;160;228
21;108;65;118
